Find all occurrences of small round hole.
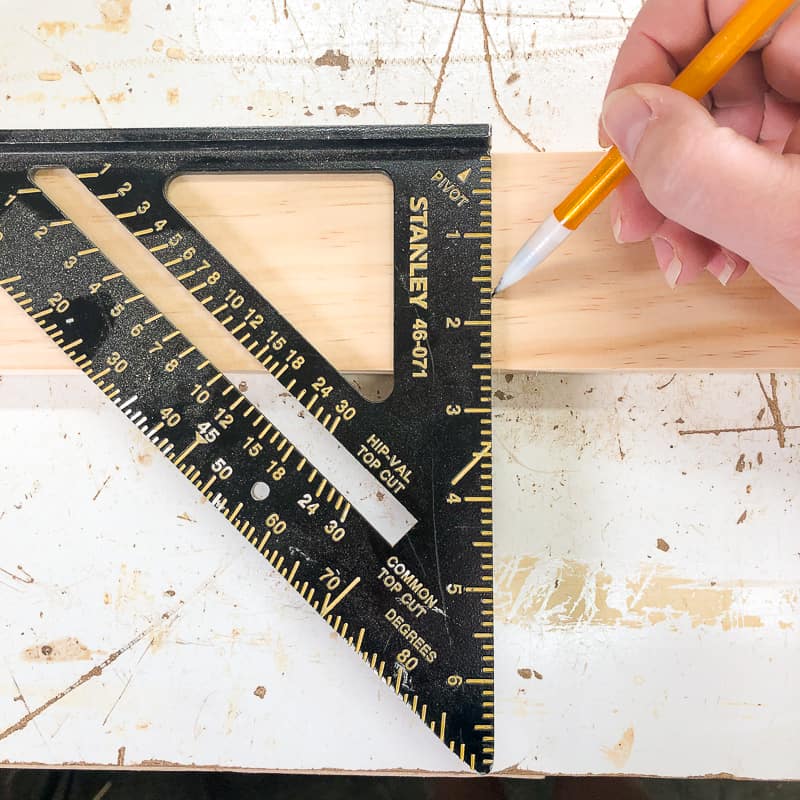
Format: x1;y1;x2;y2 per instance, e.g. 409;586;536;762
251;481;270;501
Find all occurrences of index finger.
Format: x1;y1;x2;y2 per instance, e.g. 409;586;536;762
599;0;714;146
604;0;789;99
604;0;715;99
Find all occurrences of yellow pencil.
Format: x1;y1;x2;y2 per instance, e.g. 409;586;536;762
493;0;797;296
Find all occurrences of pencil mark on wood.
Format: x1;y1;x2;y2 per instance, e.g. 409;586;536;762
427;0;467;123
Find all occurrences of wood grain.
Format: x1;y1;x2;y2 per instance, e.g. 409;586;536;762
2;152;798;373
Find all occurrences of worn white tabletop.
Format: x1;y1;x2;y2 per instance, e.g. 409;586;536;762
2;0;800;780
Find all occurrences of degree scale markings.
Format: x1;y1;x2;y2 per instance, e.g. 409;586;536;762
0;126;493;772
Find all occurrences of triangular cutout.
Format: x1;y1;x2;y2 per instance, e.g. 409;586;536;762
167;172;395;402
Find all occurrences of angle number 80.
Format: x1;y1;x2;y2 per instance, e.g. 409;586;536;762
397;648;419;672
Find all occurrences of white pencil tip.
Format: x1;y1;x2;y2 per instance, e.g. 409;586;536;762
492;214;571;295
491;279;506;298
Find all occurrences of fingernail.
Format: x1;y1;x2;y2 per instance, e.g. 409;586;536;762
598;120;611;149
602;88;653;161
707;251;736;286
653;236;682;289
612;211;624;243
718;260;735;286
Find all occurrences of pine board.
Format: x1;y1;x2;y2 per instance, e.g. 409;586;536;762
1;152;797;373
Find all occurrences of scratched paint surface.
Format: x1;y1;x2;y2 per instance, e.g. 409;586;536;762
2;0;800;780
493;372;800;777
0;0;639;151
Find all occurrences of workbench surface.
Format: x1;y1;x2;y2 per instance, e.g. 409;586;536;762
2;0;799;779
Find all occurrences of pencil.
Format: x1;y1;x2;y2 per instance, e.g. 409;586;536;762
493;0;797;296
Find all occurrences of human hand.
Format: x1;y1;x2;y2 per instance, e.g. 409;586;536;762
599;0;800;307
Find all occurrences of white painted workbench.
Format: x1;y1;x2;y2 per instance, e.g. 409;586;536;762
2;0;800;779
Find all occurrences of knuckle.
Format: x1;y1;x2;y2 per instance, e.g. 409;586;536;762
763;34;800;97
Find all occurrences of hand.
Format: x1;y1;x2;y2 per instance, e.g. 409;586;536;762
600;0;800;307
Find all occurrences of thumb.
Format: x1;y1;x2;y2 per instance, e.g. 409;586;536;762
602;84;800;305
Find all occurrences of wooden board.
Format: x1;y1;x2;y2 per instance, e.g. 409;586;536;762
2;152;799;373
